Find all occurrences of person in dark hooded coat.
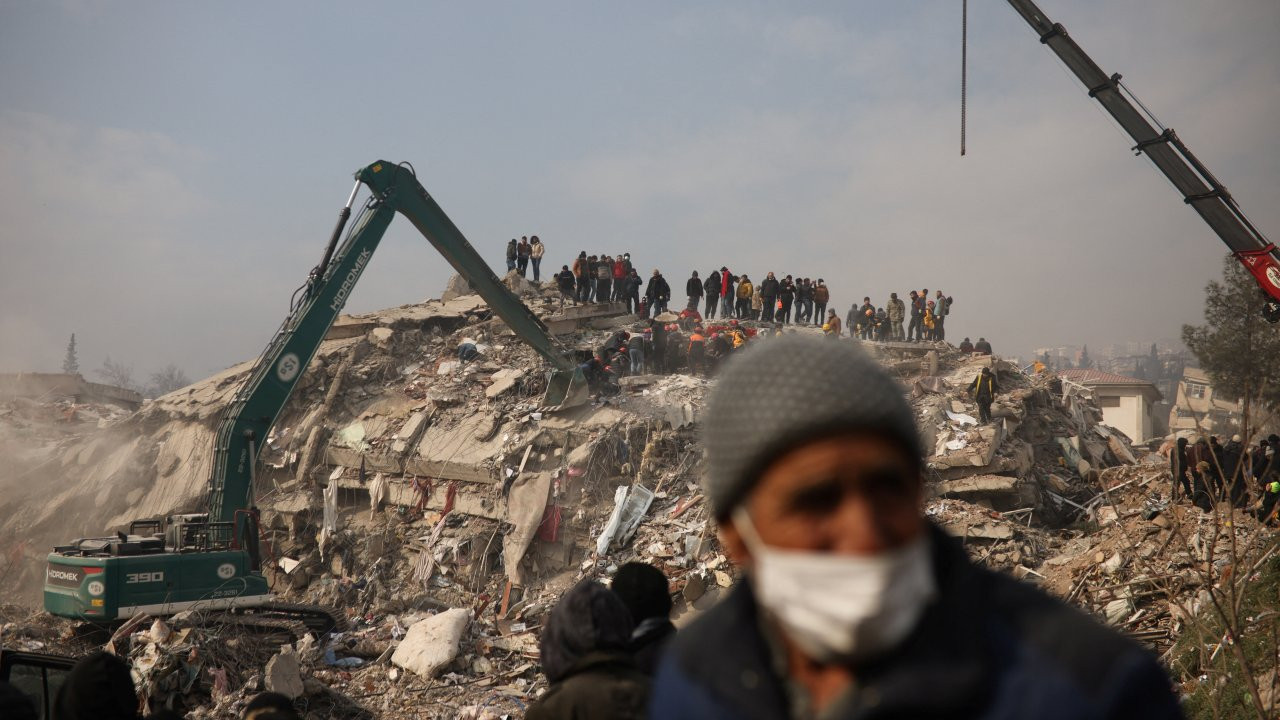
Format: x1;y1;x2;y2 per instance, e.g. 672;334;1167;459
526;579;650;720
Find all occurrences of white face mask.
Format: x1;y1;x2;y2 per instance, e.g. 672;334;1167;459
733;508;936;664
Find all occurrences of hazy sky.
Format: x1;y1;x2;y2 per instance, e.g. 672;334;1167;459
1;0;1277;380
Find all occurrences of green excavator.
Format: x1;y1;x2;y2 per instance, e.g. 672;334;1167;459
43;160;588;630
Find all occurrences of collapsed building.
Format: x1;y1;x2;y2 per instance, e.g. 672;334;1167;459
0;276;1250;718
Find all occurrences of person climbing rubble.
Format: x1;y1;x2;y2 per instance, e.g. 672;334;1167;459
610;561;677;676
968;366;999;424
526;579;649;720
649;335;1181;719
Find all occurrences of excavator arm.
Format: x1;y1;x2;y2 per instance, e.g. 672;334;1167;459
208;161;586;525
1006;0;1280;322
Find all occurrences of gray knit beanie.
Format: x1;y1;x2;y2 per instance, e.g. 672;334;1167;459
702;335;922;519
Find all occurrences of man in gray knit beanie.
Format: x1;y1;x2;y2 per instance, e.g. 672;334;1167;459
649;335;1180;719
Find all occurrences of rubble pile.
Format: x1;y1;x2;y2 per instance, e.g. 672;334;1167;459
1;277;1231;717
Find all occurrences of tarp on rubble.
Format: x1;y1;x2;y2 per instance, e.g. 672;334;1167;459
502;472;551;585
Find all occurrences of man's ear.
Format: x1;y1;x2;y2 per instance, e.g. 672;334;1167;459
717;516;752;568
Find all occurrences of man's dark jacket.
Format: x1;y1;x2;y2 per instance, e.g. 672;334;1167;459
649;524;1181;720
687;276;703;298
527;651;650;720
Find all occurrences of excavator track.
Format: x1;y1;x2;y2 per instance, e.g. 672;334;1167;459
252;601;349;636
193;613;312;645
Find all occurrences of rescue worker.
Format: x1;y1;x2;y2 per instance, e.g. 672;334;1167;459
968;366;999;424
973;337;993;355
649;336;1180;719
628;330;647;375
958;337;974;353
874;307;888;341
687;327;707;376
751;282;764;320
707;332;731;373
924;300;937;341
665;326;686;374
650;320;668;374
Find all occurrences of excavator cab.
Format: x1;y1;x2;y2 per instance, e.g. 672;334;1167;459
544;366;590;409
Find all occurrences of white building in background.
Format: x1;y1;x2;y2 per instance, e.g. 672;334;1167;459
1169;367;1240;436
1058;368;1163;442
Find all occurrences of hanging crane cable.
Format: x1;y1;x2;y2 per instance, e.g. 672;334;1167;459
961;0;968;156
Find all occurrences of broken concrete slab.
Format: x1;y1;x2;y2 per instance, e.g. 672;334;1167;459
392;608;472;678
943;521;1014;542
264;648;304;699
934;474;1039;511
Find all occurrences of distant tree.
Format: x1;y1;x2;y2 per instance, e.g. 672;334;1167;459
96;356;138;392
1078;345;1092;370
62;334;79;375
1182;255;1280;438
147;364;191;397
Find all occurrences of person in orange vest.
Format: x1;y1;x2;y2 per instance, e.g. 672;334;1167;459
687;327;707;376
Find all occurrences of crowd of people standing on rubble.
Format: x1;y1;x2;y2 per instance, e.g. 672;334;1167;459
528;242;969;340
1170;432;1280;522
497;239;1001;397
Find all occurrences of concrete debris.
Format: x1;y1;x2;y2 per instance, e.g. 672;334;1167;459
264;648;305;699
391;608;472;678
4;282;1227;717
